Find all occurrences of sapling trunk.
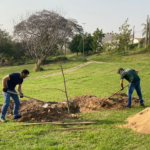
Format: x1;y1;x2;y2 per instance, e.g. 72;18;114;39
60;63;70;113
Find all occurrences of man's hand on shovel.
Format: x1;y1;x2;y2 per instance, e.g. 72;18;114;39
5;91;41;101
106;84;129;100
120;87;124;91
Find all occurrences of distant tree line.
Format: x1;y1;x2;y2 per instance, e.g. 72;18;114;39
69;18;148;57
0;29;26;65
0;14;148;69
68;28;105;55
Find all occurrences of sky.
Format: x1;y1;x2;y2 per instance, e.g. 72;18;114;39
0;0;150;38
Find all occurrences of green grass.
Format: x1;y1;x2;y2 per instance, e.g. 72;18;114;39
0;60;83;82
0;49;150;150
87;48;150;63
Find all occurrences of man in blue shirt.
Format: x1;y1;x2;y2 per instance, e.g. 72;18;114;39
0;69;29;122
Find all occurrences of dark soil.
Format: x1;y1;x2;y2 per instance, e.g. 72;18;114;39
0;92;139;122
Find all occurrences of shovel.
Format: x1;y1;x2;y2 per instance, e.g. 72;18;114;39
5;91;58;104
6;91;41;101
106;84;129;100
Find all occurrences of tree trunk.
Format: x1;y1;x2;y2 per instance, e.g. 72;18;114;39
60;44;64;54
34;59;43;72
64;42;66;55
60;64;70;113
124;47;125;56
0;53;6;65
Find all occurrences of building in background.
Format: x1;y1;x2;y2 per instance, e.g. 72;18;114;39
102;33;112;45
132;38;142;44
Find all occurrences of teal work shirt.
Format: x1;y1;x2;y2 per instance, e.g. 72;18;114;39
120;69;140;83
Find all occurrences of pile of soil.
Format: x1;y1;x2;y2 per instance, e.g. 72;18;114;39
1;100;72;122
119;108;150;134
63;93;139;113
0;92;139;122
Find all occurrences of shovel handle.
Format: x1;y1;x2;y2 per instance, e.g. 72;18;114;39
107;84;129;99
6;91;40;101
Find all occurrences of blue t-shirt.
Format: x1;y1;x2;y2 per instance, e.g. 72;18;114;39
6;73;23;90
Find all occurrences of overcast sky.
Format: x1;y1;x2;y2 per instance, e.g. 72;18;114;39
0;0;149;37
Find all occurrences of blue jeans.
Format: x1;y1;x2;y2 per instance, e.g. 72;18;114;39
0;89;20;119
127;80;143;106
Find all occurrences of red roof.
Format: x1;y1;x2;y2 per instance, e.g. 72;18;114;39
135;38;142;41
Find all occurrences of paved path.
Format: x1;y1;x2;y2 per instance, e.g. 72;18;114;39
27;61;103;80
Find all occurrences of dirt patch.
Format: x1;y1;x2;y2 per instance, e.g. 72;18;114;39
64;93;139;113
1;100;72;122
119;107;150;134
0;92;139;122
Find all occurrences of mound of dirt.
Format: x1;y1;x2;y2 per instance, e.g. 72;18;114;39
119;107;150;134
62;93;139;113
0;92;139;122
0;100;73;122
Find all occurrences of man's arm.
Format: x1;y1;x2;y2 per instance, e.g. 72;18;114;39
135;70;138;74
17;84;23;98
120;79;123;89
17;84;23;94
2;75;10;89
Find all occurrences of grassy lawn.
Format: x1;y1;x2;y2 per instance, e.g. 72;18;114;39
0;59;83;81
0;49;150;150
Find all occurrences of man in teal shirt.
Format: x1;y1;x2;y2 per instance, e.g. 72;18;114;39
117;68;144;108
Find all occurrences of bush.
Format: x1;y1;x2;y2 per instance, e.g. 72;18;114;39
83;58;87;62
34;66;44;72
138;38;145;48
75;56;84;61
146;44;150;53
103;43;112;51
129;43;138;50
56;56;68;61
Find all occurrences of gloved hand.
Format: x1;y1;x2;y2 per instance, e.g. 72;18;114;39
3;88;8;92
120;87;124;91
20;93;23;98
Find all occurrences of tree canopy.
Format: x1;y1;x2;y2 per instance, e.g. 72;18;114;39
111;19;132;55
14;9;83;70
0;29;15;65
91;28;105;53
69;34;82;55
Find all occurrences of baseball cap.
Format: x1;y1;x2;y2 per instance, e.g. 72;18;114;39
117;68;124;74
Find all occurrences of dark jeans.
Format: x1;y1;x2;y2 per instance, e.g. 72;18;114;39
0;89;20;119
127;80;143;106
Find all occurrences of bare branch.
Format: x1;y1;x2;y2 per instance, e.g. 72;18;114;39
13;9;83;70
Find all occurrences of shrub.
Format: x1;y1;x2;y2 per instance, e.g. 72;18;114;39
34;66;44;72
138;38;145;48
129;43;138;50
56;56;68;61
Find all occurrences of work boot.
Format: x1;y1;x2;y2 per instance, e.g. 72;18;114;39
139;104;145;107
12;115;22;120
123;104;131;108
0;118;7;122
